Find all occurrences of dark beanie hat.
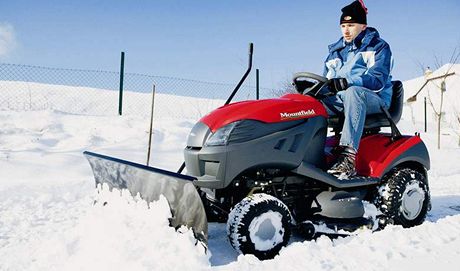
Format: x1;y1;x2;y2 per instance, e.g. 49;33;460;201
340;0;368;24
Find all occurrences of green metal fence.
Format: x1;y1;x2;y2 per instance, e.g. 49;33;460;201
0;63;277;119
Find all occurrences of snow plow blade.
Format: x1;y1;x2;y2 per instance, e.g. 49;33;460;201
83;151;207;245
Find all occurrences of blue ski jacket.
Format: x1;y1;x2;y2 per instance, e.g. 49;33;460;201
323;27;393;107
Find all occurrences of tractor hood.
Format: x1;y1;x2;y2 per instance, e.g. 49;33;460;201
200;94;328;132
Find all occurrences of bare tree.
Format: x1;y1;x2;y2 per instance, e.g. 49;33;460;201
426;79;447;149
433;48;459;149
411;46;459;149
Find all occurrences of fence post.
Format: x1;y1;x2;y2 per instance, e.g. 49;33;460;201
118;52;125;115
256;68;260;100
146;84;156;166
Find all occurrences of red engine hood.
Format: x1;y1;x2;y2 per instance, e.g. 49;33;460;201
200;94;328;132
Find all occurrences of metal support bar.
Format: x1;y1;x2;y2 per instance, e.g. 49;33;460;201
118;52;125;115
381;105;402;141
224;43;253;105
256;69;260;100
177;162;186;174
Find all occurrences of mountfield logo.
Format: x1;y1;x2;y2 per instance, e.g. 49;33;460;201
280;109;316;120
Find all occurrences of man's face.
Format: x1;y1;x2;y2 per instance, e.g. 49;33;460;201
340;23;367;43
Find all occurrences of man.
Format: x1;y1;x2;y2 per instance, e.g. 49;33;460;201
322;0;393;179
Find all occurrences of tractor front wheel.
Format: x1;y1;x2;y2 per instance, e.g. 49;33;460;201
226;193;292;260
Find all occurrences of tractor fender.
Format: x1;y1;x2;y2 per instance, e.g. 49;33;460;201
356;135;430;178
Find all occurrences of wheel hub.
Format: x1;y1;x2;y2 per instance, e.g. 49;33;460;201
248;211;284;251
400;181;425;220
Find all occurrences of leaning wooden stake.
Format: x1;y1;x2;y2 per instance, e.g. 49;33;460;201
147;84;156;166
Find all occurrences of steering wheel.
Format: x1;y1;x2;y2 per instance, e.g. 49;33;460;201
292;72;329;97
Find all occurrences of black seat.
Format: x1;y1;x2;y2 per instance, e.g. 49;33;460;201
327;81;404;133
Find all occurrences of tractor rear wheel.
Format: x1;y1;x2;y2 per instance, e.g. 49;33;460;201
374;168;430;228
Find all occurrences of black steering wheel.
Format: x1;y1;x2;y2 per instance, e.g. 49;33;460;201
292;72;329;97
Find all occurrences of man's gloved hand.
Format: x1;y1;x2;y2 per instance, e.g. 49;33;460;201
327;78;348;93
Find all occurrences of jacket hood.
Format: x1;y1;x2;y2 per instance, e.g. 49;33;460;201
328;27;380;53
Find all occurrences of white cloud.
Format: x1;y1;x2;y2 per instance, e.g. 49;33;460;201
0;23;17;57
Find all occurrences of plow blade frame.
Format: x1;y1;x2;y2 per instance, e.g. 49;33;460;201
83;151;207;244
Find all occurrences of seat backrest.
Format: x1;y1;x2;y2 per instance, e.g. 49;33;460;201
388;80;404;124
327;80;404;131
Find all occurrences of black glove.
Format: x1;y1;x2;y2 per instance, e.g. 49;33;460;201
327;78;348;93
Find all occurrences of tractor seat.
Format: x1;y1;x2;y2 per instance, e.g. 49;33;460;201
327;81;404;132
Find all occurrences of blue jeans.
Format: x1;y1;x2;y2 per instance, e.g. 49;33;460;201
321;86;389;150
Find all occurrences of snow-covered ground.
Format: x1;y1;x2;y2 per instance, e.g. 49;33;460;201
1;80;460;270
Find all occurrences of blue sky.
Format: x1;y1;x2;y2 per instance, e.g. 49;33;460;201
1;0;459;89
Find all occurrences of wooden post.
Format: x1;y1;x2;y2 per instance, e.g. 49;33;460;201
424;97;427;133
146;84;156;166
437;81;446;149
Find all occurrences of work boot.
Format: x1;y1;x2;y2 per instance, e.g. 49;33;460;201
327;146;356;180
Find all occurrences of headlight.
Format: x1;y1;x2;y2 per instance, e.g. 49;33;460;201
204;121;240;146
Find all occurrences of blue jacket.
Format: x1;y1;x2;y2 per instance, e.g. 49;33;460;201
323;27;393;107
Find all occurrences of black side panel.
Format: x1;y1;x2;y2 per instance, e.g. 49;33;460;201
302;124;327;168
222;117;328;188
185;116;328;189
228;119;305;144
